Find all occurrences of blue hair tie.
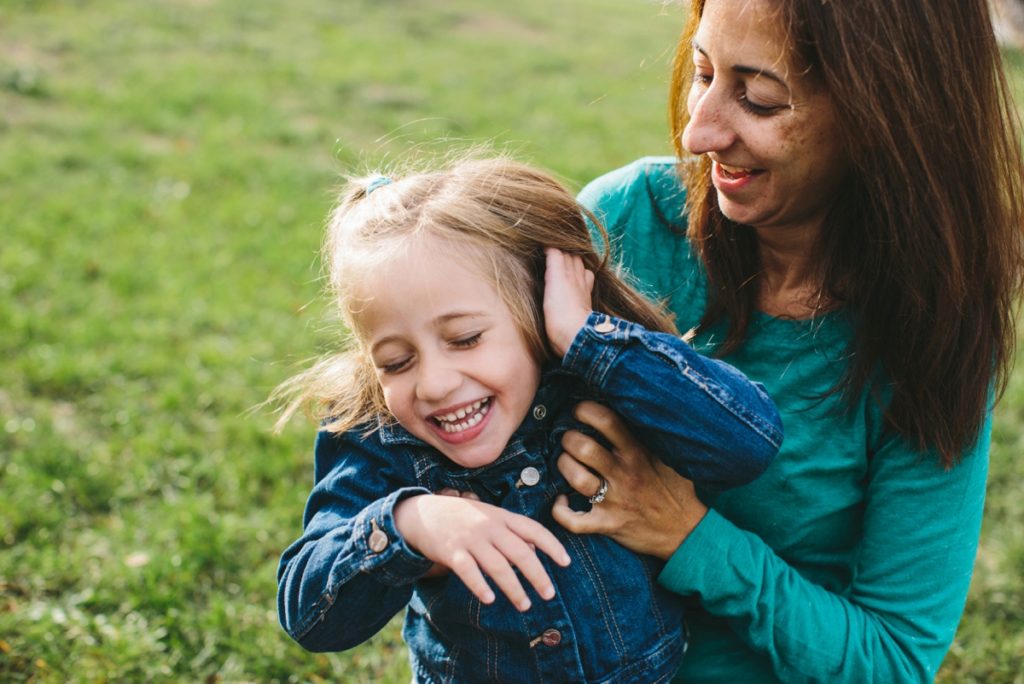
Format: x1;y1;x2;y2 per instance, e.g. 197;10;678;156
366;176;393;195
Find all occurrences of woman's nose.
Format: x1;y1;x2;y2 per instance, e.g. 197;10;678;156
415;356;462;402
681;84;736;156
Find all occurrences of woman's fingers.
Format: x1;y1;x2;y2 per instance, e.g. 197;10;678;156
551;493;611;535
572;400;644;466
560;427;617;474
555;444;608;498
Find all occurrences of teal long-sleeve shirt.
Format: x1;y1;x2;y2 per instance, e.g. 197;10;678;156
578;157;989;683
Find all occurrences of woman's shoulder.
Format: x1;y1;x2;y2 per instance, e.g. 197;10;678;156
578;156;688;235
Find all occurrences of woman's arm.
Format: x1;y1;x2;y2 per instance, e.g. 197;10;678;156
544;249;781;489
553;402;989;683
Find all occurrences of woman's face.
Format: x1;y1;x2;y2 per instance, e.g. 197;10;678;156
682;0;848;237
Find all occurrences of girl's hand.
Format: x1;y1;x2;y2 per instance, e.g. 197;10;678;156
394;493;571;611
543;247;595;358
551;401;708;560
420;488;478;578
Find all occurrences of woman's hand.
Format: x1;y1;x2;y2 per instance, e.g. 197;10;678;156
543;247;595;358
394;492;571;611
552;401;708;560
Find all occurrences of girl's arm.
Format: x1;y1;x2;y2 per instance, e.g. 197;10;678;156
278;430;570;651
276;430;434;652
544;249;781;488
553;402;988;683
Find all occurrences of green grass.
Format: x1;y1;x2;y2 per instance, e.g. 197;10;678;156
0;1;1021;681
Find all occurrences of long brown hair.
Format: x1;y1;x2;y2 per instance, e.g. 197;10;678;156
273;156;677;434
670;0;1024;466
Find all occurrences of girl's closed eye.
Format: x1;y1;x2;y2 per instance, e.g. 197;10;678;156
450;332;483;349
379;356;413;374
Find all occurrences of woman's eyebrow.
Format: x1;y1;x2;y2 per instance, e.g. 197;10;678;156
691;40;789;88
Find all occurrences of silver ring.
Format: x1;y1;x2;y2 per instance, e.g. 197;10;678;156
588;478;608;505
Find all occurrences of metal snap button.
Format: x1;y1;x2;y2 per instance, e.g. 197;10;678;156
541;628;562;647
594;316;616;333
532;404;547;420
519;466;541;487
368;520;389;553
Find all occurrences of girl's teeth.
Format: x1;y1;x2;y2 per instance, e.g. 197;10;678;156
438;399;491;433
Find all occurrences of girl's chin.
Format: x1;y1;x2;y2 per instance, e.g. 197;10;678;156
439;445;503;469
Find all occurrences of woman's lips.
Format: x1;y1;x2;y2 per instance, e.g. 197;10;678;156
712;161;764;191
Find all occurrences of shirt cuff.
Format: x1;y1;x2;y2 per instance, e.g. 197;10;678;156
356;487;435;585
657;508;734;596
562;311;635;387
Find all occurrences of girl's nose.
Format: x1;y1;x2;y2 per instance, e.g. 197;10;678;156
681;84;736;156
415;357;462;403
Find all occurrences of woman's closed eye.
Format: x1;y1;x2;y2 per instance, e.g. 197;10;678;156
738;94;784;117
692;72;783;117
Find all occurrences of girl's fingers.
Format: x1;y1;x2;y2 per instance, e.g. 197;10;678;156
472;546;531;612
446;550;496;605
494;535;556;602
506;515;571;568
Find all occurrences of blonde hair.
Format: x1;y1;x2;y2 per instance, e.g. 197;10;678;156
273;156;676;434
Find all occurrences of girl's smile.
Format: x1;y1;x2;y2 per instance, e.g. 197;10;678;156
427;396;493;441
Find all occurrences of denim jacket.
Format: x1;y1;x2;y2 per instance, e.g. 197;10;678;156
278;312;782;683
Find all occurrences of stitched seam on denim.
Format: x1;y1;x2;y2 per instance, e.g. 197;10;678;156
642;336;782;447
445;643;459;683
591;629;683;684
516;607;545;682
290;589;336;640
639;560;668;637
565;535;627;662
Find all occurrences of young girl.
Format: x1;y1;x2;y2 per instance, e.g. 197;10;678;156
275;157;782;683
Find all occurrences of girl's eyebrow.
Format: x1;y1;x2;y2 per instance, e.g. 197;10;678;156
435;311;489;326
691;40;789;89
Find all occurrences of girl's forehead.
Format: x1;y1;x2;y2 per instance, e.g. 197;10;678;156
347;241;500;320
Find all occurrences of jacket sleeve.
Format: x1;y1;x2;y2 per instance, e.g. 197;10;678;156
561;311;782;488
658;416;990;683
276;429;434;652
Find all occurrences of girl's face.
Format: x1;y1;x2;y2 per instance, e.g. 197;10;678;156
353;236;541;469
682;0;848;238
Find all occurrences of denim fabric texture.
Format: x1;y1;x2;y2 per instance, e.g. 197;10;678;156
277;312;782;683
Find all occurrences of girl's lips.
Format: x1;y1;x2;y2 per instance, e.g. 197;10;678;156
712;161;764;192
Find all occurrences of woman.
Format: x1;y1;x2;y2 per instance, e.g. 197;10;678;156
551;0;1024;681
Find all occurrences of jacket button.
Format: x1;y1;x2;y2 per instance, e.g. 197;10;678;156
519;466;541;487
541;628;561;647
368;520;389;553
532;404;547;420
594;316;616;333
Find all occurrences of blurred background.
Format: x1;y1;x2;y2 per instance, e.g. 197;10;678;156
1;1;1021;681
